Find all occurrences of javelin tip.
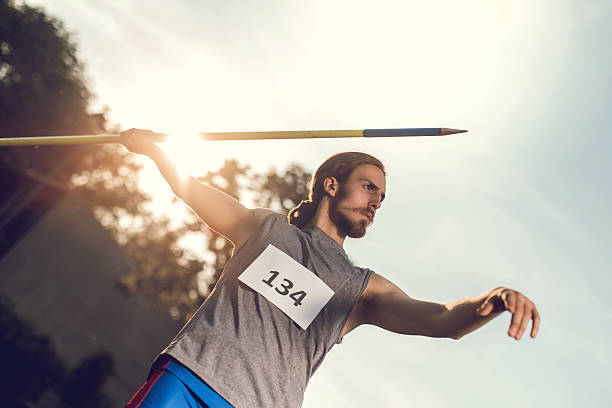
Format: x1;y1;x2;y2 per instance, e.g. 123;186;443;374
439;128;468;135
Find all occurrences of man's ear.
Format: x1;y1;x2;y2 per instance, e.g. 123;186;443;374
323;176;338;197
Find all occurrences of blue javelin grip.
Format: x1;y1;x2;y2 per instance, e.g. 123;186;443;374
363;128;467;137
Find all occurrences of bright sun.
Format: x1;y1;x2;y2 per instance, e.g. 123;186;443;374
135;131;227;221
157;132;226;178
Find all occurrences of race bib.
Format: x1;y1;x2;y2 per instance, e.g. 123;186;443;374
238;244;335;330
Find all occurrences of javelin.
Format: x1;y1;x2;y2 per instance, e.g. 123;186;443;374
0;128;467;146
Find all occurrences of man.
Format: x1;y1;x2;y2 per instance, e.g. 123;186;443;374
121;129;540;408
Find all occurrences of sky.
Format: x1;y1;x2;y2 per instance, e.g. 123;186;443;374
26;0;612;406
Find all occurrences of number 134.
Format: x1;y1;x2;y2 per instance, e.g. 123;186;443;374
262;270;307;306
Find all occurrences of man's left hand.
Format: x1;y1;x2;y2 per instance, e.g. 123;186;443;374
476;287;540;340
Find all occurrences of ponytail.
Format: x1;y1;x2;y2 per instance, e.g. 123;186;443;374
287;199;318;229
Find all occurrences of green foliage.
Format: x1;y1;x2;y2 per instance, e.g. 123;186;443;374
0;2;313;405
0;0;95;137
253;163;311;211
0;0;313;326
0;0;121;227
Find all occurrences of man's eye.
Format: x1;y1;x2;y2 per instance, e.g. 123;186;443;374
365;184;374;191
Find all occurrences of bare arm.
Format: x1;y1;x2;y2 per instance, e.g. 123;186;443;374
444;286;540;340
342;273;540;341
120;128;274;247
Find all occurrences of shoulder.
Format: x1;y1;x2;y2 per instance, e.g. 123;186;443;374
248;208;279;224
352;271;399;320
360;272;399;303
233;208;281;248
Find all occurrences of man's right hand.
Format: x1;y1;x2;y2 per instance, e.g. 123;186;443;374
120;128;165;156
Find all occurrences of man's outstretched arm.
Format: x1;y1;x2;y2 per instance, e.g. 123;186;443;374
441;286;540;340
120;128;274;248
344;273;540;341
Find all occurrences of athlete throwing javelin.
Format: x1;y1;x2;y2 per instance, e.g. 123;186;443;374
121;128;540;408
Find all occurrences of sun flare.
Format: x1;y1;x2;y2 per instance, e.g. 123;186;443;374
157;132;225;179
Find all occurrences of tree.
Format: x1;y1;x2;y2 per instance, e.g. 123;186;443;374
0;0;313;325
0;3;128;406
0;0;96;137
0;1;312;405
0;0;132;255
0;1;154;285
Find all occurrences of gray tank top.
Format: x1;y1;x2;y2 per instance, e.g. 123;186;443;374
159;213;373;407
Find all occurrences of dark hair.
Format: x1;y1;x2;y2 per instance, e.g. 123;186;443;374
287;152;385;228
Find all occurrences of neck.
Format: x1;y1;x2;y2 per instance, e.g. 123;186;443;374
303;199;346;247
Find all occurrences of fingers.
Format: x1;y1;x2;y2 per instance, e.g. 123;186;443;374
120;128;154;141
476;301;494;316
120;128;154;136
516;303;531;340
150;132;168;143
504;290;539;340
531;307;541;338
507;292;524;339
119;128;157;155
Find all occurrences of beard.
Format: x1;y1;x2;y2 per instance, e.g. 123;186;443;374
328;186;370;238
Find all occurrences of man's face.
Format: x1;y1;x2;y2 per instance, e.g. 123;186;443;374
328;164;386;238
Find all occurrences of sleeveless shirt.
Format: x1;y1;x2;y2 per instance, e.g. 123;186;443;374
157;213;373;407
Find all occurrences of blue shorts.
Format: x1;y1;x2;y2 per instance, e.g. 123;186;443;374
124;355;234;408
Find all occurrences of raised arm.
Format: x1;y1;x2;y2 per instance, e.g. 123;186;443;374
120;128;274;248
342;272;540;341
